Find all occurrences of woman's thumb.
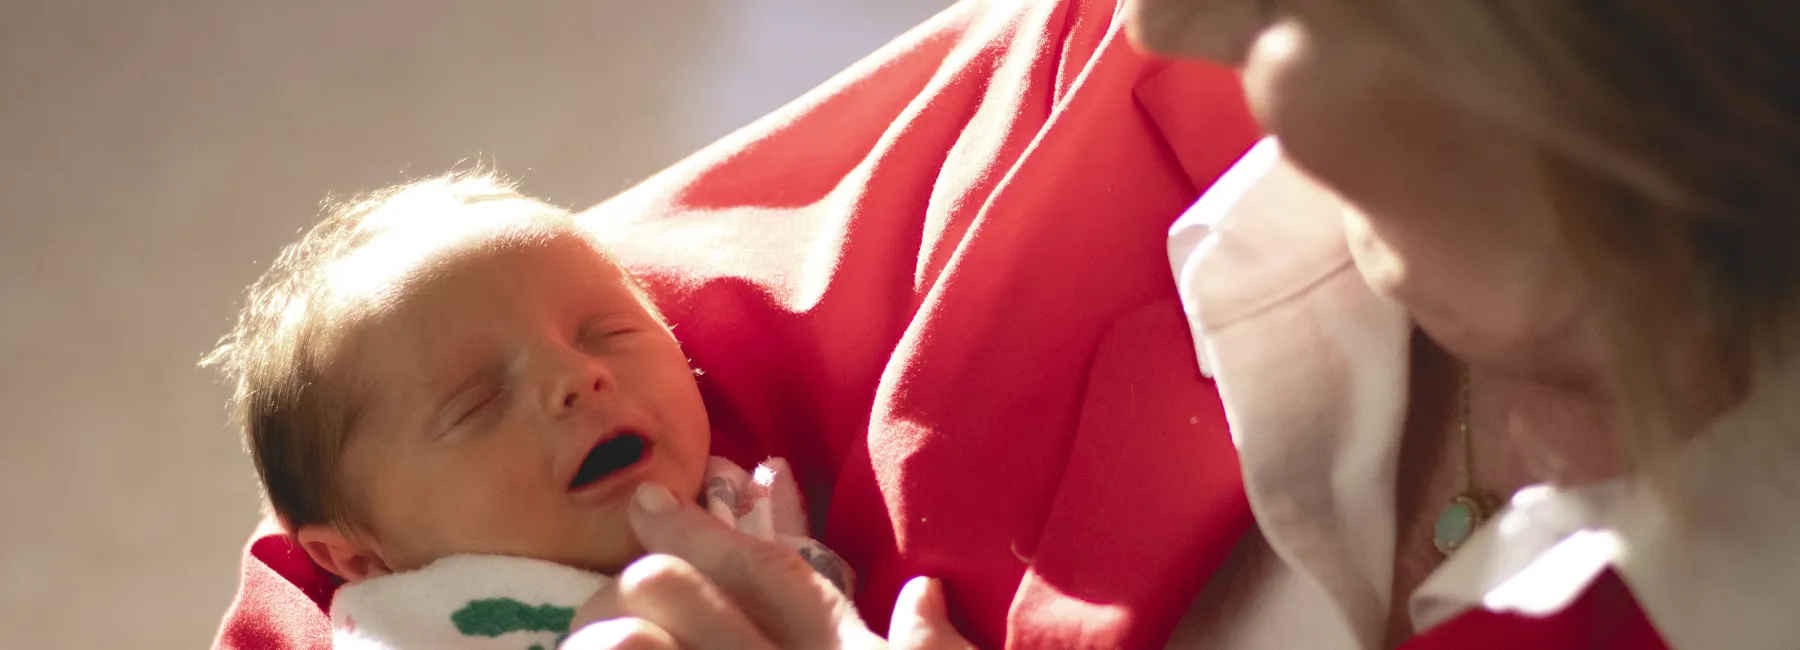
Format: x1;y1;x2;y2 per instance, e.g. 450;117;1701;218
888;577;972;650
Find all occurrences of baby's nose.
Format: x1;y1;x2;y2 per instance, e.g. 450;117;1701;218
561;377;600;409
553;364;614;415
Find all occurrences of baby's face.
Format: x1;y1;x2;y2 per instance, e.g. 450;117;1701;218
331;220;710;575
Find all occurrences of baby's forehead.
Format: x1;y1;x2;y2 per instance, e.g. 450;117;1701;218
311;212;619;370
328;210;596;303
319;219;614;417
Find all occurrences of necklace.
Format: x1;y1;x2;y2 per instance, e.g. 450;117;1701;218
1432;366;1501;555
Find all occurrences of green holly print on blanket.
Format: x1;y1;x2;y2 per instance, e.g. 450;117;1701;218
451;598;575;650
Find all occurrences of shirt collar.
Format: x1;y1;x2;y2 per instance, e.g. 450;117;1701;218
1416;361;1800;649
1170;137;1412;646
1168;138;1356;380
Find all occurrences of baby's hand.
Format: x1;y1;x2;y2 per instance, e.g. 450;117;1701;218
560;484;970;650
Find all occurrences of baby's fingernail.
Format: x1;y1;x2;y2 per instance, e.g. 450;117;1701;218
633;483;677;514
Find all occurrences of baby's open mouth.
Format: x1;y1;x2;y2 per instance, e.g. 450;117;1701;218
569;433;649;490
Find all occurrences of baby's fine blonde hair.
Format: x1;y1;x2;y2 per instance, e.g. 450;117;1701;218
203;172;571;533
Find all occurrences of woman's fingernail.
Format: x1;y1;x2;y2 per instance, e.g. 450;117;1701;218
633;483;677;514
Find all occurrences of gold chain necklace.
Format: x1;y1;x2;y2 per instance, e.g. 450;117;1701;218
1433;366;1501;555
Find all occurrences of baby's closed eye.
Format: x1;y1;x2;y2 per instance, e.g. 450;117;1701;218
575;314;648;349
436;384;505;437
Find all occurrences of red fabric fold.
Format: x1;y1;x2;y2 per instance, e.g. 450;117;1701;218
215;520;333;650
1403;571;1669;650
212;1;1669;648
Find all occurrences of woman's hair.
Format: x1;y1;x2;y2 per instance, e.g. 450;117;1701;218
1346;3;1800;471
203;172;566;534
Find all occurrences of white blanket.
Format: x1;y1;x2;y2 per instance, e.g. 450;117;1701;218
331;456;854;650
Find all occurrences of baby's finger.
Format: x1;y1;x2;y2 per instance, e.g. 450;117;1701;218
559;616;681;650
615;553;779;650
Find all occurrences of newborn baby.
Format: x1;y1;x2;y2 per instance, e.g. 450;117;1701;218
205;174;849;649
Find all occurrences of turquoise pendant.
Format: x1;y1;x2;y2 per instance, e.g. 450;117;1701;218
1433;492;1496;555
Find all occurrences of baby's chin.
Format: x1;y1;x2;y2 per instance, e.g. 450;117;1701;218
569;462;705;574
574;535;649;576
568;498;664;574
418;521;649;576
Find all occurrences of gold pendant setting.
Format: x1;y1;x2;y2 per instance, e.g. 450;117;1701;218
1433;491;1499;556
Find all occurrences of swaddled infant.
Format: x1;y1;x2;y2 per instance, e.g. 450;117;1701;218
206;174;849;649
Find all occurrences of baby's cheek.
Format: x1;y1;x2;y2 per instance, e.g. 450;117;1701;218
656;363;712;463
433;465;537;528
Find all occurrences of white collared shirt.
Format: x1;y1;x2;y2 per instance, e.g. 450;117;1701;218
1162;138;1800;650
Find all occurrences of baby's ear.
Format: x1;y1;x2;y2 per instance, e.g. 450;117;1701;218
296;523;392;583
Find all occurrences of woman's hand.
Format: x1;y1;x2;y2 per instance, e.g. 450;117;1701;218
560;484;971;650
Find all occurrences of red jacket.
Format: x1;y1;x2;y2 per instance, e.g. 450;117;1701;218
214;1;1668;648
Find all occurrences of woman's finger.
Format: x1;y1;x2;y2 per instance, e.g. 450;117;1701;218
889;577;975;650
627;483;872;647
559;616;681;650
569;580;623;633
613;553;780;650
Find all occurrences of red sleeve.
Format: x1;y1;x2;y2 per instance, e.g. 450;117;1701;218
214;520;336;650
213;1;1262;648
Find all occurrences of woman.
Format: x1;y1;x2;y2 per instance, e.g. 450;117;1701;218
567;0;1800;647
1135;1;1800;648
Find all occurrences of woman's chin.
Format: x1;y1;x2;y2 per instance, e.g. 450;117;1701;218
1419;312;1608;389
1343;212;1411;300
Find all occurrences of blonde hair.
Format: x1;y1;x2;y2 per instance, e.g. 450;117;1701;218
1347;4;1800;472
203;172;572;533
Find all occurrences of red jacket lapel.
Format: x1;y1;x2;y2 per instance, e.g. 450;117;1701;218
1006;298;1253;649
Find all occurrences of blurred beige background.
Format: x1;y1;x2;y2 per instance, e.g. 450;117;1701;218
0;2;948;647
